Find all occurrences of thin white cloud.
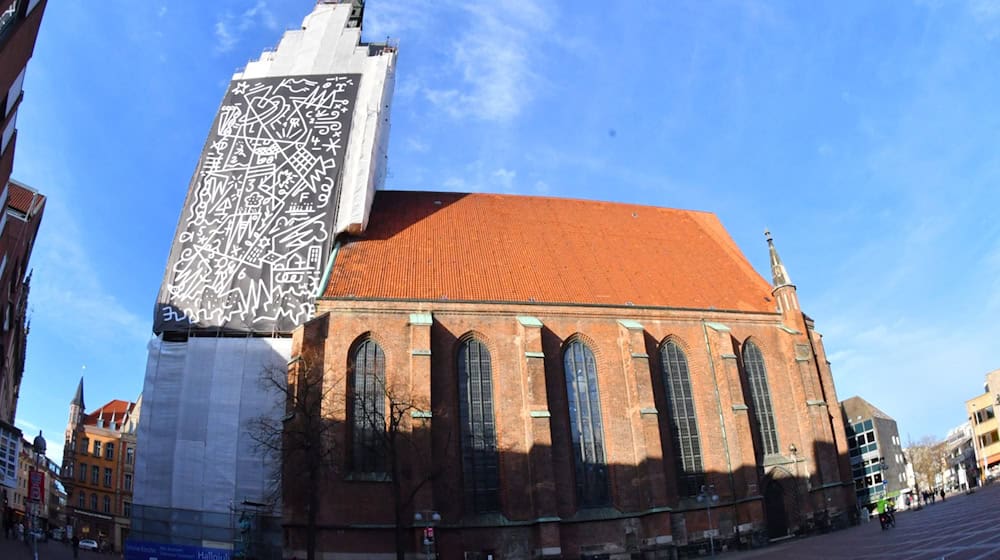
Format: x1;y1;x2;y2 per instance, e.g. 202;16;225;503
405;137;430;153
363;1;429;41
29;195;150;349
215;1;279;54
15;418;40;433
157;6;167;18
440;161;521;193
423;0;551;122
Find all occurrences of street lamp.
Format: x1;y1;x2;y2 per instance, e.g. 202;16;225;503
697;484;719;556
31;430;47;560
413;510;441;560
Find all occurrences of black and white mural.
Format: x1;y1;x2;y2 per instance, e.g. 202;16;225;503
155;74;360;334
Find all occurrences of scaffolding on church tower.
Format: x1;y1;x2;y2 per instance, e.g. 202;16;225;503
128;2;396;558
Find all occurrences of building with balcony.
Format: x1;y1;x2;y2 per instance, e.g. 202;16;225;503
840;396;907;510
941;423;977;492
967;368;1000;483
61;379;140;552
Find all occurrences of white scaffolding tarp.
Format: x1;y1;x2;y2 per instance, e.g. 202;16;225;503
134;336;290;518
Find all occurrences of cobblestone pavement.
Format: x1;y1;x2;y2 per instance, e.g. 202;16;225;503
0;537;115;560
729;483;1000;559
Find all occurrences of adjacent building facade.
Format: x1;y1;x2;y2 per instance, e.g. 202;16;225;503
61;379;140;552
8;432;59;532
940;423;977;492
840;396;907;510
282;192;856;559
0;0;47;525
966;368;1000;483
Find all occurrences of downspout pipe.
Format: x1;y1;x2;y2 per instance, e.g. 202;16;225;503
314;237;343;299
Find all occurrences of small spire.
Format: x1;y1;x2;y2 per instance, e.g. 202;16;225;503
71;377;85;410
765;229;793;288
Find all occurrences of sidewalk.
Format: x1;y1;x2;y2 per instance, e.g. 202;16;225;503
0;536;111;560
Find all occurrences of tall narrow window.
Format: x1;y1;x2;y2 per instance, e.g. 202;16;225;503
458;337;500;513
743;341;779;456
104;495;111;513
78;492;85;509
564;339;609;507
659;340;704;496
90;493;98;510
350;337;386;474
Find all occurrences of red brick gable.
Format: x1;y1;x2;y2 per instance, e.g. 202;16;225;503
325;191;776;313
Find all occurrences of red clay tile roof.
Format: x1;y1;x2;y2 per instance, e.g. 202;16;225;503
7;181;41;214
84;400;135;426
324;191;776;313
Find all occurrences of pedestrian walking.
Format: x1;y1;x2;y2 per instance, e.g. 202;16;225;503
940;488;946;501
72;533;80;559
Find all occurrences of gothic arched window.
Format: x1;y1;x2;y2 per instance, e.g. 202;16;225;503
743;341;779;456
659;340;704;496
349;337;386;474
458;337;500;512
564;339;609;507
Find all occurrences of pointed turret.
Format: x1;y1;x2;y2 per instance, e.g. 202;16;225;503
765;229;793;289
67;376;85;434
71;377;85;410
764;229;801;318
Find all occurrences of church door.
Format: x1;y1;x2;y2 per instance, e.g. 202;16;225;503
764;481;789;539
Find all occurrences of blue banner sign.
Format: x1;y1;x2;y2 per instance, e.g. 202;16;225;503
125;540;232;560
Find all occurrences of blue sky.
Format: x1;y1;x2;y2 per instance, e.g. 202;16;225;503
10;0;1000;461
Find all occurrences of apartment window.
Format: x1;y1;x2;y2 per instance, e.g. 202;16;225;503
124;473;132;491
564;338;609;507
103;495;111;514
349;337;386;474
81;438;89;454
64;463;73;479
458;337;500;513
742;341;779;456
79;463;87;482
126;446;134;465
90;493;97;510
91;465;99;485
78;492;85;509
975;406;996;424
123;501;131;518
659;340;704;496
104;467;112;487
93;440;101;457
105;442;114;460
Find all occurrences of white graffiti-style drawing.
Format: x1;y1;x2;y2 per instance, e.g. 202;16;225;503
156;74;360;333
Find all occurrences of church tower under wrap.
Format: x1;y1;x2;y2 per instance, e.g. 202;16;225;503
131;1;396;555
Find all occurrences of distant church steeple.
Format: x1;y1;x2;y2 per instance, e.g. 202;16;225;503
69;376;85;429
765;229;801;317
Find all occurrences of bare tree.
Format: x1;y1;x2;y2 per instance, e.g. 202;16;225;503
248;350;342;560
353;380;448;560
905;435;946;494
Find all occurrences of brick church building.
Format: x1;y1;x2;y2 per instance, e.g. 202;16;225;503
285;191;855;559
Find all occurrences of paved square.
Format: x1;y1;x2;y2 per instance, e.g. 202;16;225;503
730;483;1000;559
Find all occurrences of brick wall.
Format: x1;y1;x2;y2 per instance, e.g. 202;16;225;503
286;298;854;558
